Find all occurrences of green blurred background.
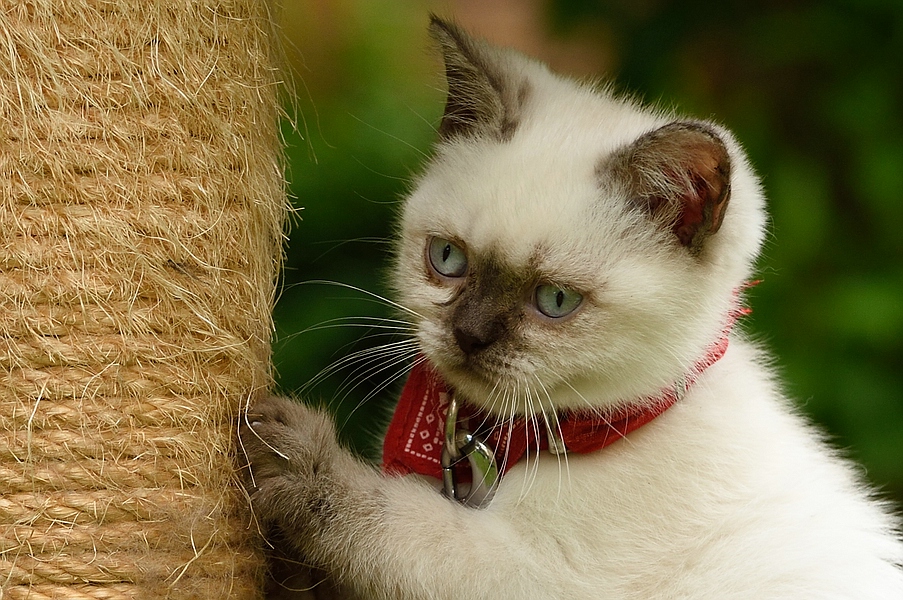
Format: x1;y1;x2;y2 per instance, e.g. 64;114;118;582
272;0;903;505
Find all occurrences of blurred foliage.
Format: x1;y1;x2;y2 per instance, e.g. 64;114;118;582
273;1;903;503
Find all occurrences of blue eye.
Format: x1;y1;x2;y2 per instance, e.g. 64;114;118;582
535;284;582;318
428;237;468;278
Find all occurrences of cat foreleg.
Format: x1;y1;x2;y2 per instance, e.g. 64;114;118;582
239;395;581;600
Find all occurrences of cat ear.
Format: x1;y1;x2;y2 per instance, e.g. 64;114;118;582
606;122;732;253
428;15;524;141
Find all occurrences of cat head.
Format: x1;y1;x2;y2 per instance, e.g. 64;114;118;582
393;17;766;415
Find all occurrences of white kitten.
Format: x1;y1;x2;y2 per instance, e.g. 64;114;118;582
241;17;903;599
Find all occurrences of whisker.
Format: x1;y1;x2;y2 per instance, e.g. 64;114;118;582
528;384;545;497
293;315;416;335
300;338;415;393
347;112;431;160
560;379;608;420
301;339;418;396
517;380;541;505
494;383;517;477
292;280;425;320
471;377;504;434
504;386;519;475
476;378;509;471
333;342;418;402
338;352;424;431
558;380;640;447
401;99;440;135
309;236;394;262
323;346;418;418
534;373;570;496
293;323;416;337
329;342;420;402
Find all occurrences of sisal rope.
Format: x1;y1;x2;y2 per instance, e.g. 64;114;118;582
1;0;286;597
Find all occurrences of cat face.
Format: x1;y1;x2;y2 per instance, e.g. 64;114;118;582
392;18;766;415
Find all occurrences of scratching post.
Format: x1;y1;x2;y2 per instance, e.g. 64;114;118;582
1;1;285;598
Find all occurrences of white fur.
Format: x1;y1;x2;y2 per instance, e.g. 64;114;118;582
345;341;902;599
246;23;903;599
395;60;764;412
380;32;903;598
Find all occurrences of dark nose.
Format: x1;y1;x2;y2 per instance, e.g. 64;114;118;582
453;325;498;355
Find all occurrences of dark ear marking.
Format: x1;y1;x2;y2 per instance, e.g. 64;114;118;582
428;15;527;141
604;121;732;253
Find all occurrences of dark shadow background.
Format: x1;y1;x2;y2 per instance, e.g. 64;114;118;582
272;0;903;505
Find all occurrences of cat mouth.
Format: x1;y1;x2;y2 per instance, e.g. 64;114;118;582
433;351;527;408
440;356;497;387
415;331;527;408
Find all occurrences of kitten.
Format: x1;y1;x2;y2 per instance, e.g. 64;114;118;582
240;16;903;599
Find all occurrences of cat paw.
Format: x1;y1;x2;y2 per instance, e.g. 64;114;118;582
238;396;340;522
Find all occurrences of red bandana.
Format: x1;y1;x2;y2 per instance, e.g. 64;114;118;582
382;306;748;481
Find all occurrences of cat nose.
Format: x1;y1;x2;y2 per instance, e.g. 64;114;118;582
454;326;495;355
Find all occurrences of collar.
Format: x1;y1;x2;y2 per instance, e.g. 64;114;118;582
382;303;748;481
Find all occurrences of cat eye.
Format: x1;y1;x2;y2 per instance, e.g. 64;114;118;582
427;237;468;278
534;284;582;318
